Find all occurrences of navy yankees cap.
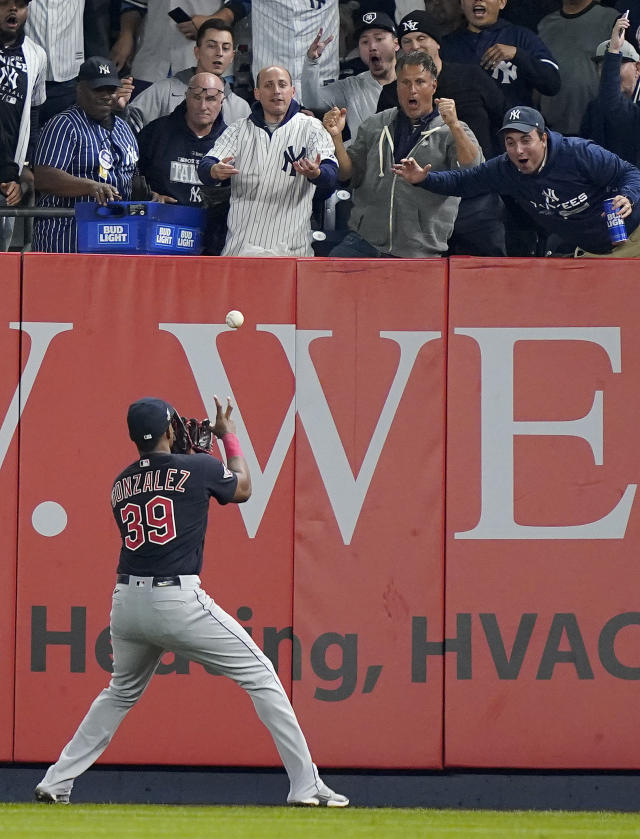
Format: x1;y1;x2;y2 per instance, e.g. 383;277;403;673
127;398;173;444
397;11;441;44
499;105;545;134
78;56;121;89
355;11;397;39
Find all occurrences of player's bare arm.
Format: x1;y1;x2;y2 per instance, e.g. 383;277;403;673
212;394;251;502
391;158;432;184
307;28;335;60
322;106;351;179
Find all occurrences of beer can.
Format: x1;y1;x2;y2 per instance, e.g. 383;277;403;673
603;198;628;244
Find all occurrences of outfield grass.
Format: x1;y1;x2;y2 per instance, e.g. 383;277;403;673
1;805;640;839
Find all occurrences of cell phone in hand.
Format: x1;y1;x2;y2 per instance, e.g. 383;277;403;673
619;9;630;37
168;7;192;23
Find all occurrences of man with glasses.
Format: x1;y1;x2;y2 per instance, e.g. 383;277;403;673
123;18;249;133
138;72;230;254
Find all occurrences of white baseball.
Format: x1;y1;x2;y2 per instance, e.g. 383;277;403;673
225;310;244;329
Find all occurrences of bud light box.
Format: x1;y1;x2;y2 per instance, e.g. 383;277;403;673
76;201;206;255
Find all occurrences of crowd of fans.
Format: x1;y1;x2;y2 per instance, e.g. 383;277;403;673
1;0;639;257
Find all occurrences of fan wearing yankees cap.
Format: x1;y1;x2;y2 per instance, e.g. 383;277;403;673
32;56;144;253
393;104;640;257
301;11;400;142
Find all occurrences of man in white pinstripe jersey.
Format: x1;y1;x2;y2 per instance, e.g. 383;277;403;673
25;0;85;123
198;64;338;256
207;0;340;101
32;56;140;253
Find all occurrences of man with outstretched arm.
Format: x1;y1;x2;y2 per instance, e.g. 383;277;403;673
393;105;640;257
324;50;482;258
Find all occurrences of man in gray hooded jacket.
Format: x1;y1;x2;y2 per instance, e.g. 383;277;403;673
324;50;482;258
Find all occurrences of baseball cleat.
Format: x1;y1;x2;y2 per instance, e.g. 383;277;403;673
34;785;70;804
290;784;349;807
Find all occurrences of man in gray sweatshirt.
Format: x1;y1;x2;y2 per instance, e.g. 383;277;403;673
324;50;482;257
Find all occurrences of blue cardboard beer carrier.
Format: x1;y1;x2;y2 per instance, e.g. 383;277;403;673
76;201;206;255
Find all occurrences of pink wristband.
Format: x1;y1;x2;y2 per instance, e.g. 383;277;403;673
222;432;243;458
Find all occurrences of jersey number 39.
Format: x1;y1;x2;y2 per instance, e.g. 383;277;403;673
120;495;177;551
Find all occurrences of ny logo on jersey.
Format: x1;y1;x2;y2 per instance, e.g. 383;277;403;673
542;188;559;207
0;63;19;92
309;0;326;8
492;61;518;85
282;145;307;176
190;186;202;203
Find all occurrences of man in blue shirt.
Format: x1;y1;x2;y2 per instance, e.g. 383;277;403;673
440;0;561;108
392;104;640;257
138;72;229;254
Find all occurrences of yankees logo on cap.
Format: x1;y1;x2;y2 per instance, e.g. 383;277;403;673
397;11;441;44
78;55;121;89
363;11;376;23
499;105;545;134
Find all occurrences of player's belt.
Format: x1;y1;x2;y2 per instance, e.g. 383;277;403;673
116;574;181;587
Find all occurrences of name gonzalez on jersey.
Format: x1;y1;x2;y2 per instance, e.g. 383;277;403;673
111;467;191;507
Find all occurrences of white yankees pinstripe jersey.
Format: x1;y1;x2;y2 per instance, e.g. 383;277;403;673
25;0;85;82
248;0;339;99
203;103;337;255
32;106;139;253
123;0;225;82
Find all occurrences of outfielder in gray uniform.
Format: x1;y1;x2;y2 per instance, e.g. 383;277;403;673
35;396;349;808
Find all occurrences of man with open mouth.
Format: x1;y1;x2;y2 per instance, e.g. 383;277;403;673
393;104;640;258
440;0;561;109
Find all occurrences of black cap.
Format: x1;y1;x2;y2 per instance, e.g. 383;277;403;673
397;11;441;44
355;11;397;39
78;56;121;89
127;398;173;444
499;105;545;134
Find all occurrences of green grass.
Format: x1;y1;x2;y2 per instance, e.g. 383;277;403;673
1;805;640;839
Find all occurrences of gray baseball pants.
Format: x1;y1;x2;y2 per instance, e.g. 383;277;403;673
37;575;323;802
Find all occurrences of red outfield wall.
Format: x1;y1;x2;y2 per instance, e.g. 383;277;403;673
2;253;639;769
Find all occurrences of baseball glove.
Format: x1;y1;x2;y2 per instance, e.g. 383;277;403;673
171;412;213;454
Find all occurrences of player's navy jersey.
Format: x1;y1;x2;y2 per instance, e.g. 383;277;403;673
111;451;237;576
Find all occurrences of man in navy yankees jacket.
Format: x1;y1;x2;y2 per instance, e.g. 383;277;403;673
440;0;561;109
138;72;229;254
392;105;640;257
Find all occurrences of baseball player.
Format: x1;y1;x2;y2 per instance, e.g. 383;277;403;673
35;396;349;808
198;65;338;256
